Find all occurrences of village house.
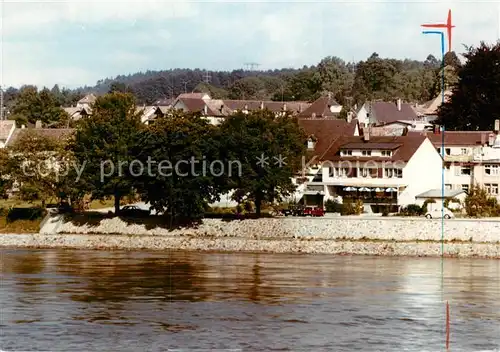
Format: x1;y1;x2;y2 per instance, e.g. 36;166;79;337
426;120;500;202
0;120;16;148
296;94;342;119
291;125;443;213
414;90;452;121
356;99;422;127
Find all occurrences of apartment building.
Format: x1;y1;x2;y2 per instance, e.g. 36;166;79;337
291;127;443;213
426;121;500;202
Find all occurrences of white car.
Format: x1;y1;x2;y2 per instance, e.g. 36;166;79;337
425;208;454;219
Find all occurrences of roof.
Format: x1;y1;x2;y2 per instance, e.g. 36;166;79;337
0;120;15;140
7;128;75;147
416;90;452;115
341;142;402;150
77;94;97;105
426;131;495;146
205;99;233;117
320;133;427;162
298;119;359;158
370;101;418;124
416;189;465;199
178;93;208;100
297;95;341;118
222;100;310;114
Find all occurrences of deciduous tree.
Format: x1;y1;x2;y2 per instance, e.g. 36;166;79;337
70;92;143;214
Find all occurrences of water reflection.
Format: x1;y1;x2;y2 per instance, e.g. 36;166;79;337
0;249;499;352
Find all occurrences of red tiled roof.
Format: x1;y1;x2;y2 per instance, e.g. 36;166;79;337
178;93;208;99
370;101;418;124
426;131;494;146
0;120;15;140
320;133;427;163
297;95;341;118
222;100;310;114
298;118;358;158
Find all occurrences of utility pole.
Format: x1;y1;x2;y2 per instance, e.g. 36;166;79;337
203;71;211;84
181;80;190;94
0;86;3;120
244;62;260;71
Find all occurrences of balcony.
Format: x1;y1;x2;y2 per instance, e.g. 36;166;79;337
443;154;473;162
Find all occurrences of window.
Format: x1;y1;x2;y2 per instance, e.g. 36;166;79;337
460;167;471;175
445;148;451;156
335;168;348;177
329;166;334;177
445;184;452;190
445;165;450;170
462;184;469;192
362;150;372;156
360;168;369;178
485;184;499;195
381;150;392;157
461;148;468;155
394;169;403;178
436;147;441;154
341;150;352;156
485;164;499;176
385;168;393;178
307;140;315;149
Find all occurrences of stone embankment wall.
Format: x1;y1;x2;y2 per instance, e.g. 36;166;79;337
1;217;499;258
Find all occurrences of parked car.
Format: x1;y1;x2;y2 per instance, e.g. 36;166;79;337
425;208;454;219
303;206;325;217
120;205;150;217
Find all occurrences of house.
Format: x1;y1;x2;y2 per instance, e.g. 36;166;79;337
63;93;96;120
415;189;467;211
296;94;342;119
357;99;419;127
7;126;75;148
415;90;452;121
291;129;443;213
0;120;17;148
426;121;500;202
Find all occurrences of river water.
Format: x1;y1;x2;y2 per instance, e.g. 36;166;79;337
0;249;499;352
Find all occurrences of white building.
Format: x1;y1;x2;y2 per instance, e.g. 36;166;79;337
426;122;500;202
291;130;443;213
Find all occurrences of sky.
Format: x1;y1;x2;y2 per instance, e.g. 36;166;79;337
1;0;500;89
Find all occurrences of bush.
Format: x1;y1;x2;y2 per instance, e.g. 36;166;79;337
465;185;500;217
400;204;424;216
6;207;46;223
341;198;363;215
324;199;342;213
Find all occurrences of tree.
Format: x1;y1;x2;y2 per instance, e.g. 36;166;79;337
444;51;462;70
436;42;500;130
6;130;74;206
9;85;69;126
317;56;353;104
70;92;144;214
133;110;225;223
219;109;307;216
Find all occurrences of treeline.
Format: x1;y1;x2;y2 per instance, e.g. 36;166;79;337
3;52;462;108
4;42;499;131
0;92;307;222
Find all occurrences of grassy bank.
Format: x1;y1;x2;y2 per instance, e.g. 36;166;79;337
0;217;42;233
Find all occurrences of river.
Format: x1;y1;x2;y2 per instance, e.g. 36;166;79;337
0;249;499;351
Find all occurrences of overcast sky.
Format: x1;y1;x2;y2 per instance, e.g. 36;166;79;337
1;0;499;89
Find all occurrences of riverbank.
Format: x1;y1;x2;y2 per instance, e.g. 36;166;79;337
1;216;499;258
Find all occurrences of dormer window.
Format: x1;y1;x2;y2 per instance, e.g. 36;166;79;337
306;135;317;150
362;150;372;156
341;150;352;156
381;150;392;157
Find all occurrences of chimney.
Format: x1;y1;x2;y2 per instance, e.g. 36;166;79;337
495;119;500;133
364;128;370;141
397;98;401;111
283;103;287;111
311;112;316;118
21;124;26;129
347;112;353;123
260;101;264;110
203;105;208;115
244;104;248;111
35;120;42;128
